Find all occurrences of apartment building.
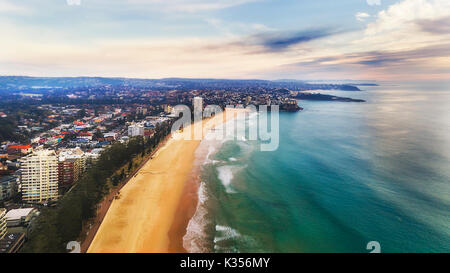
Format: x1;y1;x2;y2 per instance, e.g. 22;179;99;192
20;150;59;203
58;158;83;187
128;123;145;137
0;175;19;201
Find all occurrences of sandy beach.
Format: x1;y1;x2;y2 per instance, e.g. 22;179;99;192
88;108;243;253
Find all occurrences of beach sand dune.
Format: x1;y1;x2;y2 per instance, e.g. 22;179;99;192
88;108;245;253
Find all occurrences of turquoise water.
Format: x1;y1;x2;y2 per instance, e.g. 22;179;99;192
187;83;450;253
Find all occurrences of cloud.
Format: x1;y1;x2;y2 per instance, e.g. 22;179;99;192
0;0;30;13
279;43;450;80
287;43;450;66
366;0;381;6
365;0;450;35
355;0;450;53
352;44;450;66
416;16;450;34
127;0;261;12
253;28;338;51
356;12;371;21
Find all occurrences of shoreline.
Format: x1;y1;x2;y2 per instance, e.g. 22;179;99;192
87;108;244;253
170;108;249;253
167;133;216;252
167;162;201;252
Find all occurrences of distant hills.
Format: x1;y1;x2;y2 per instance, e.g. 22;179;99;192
0;76;366;93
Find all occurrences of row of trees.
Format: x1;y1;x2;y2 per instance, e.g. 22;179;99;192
21;120;173;253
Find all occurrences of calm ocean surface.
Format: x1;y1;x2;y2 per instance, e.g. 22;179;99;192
186;83;450;253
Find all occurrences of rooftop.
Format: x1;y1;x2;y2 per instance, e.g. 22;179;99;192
5;208;35;221
7;144;31;150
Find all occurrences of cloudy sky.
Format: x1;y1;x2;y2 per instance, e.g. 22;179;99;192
0;0;449;81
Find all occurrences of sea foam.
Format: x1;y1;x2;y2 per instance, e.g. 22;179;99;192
217;165;237;193
183;181;211;253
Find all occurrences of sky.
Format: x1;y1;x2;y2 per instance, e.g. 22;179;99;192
0;0;449;81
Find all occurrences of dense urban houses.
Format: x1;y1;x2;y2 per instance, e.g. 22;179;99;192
20;150;59;203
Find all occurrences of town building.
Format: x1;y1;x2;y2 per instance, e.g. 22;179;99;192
103;132;118;141
58;147;85;162
20;150;59;203
6;144;33;155
193;96;203;117
58;158;82;187
163;104;174;114
136;107;147;116
128;123;145;137
5;208;38;227
0;175;19;201
85;148;104;163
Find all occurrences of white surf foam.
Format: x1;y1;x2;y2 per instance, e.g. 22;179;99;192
183;181;210;253
214;225;241;243
213;224;261;253
217;165;237;193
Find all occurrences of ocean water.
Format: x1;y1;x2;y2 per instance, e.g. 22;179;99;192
184;83;450;253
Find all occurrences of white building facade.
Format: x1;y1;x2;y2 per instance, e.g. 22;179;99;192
193;96;203;117
128;124;145;137
20;150;59;203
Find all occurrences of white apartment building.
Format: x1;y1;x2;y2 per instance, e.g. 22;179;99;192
193;96;203;117
20;150;59;203
0;208;6;240
128;124;145;137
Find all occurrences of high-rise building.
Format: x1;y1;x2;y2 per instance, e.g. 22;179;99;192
193;96;203;117
58;158;80;187
20;150;59;203
58;148;86;174
0;208;6;240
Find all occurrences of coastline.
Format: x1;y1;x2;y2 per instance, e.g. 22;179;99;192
168;130;220;252
87;108;243;253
